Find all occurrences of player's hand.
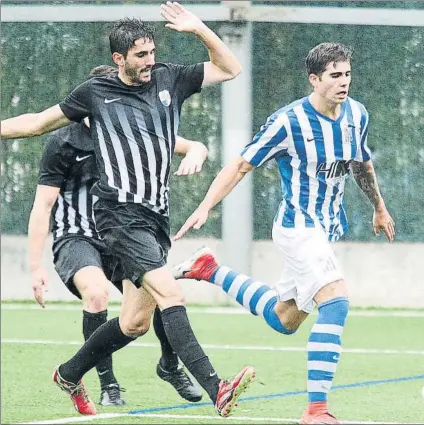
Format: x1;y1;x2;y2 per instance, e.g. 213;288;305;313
160;2;204;33
174;145;207;176
373;207;395;242
31;266;49;308
174;153;204;176
173;206;210;241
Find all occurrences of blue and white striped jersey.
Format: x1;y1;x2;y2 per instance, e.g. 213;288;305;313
241;96;371;241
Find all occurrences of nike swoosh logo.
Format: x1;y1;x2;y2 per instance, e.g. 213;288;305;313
104;98;121;104
306;137;315;142
76;155;92;162
209;371;217;377
98;370;109;376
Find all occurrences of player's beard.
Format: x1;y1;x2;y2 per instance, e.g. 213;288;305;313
125;64;152;86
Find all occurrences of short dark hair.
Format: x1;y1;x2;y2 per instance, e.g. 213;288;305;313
109;18;155;57
305;43;353;76
89;65;117;78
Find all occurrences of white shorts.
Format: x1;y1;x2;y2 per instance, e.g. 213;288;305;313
272;225;344;314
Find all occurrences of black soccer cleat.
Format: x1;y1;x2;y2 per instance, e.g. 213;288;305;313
156;363;203;402
99;383;126;406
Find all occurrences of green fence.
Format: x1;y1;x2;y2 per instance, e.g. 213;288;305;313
2;17;423;241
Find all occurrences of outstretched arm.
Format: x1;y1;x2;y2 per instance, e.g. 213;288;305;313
350;160;395;242
173;156;254;240
28;185;60;308
1;105;71;139
174;136;208;176
160;2;242;86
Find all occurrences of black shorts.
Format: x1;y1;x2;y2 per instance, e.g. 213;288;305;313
93;199;171;287
53;236;123;299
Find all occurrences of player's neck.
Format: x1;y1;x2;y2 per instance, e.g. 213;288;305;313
309;93;342;121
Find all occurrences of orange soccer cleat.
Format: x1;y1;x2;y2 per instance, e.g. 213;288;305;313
300;402;339;424
214;366;256;417
172;247;218;282
52;365;97;415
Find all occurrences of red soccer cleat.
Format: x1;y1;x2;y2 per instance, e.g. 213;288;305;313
172;247;218;282
215;366;256;417
52;365;97;415
300;402;340;424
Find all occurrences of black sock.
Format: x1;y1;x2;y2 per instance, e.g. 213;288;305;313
60;317;135;384
83;310;118;389
161;306;220;403
153;306;179;370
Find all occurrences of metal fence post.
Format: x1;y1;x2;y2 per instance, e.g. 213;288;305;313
220;1;253;277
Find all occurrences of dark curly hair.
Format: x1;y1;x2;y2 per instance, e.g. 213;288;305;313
109;18;155;58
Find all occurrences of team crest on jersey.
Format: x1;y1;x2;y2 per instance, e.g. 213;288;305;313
343;124;355;145
159;90;171;107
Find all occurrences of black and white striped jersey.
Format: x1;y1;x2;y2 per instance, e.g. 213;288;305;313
59;62;204;216
38;123;100;241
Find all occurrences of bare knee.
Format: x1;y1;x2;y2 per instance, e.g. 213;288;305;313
119;281;157;337
275;300;309;334
74;268;110;313
125;321;150;338
279;313;304;333
81;286;108;310
120;314;151;338
314;279;348;306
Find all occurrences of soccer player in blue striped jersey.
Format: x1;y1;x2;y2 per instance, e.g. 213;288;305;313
174;43;395;424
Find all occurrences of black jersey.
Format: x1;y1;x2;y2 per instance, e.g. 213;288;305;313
38;122;99;241
59;62;204;216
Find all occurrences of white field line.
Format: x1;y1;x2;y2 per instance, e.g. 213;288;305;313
2;338;424;355
2;303;424;317
19;412;416;425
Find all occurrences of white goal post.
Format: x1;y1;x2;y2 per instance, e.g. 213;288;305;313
3;2;424;26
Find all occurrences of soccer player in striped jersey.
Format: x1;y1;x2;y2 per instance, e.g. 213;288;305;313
173;42;395;424
2;3;255;417
29;66;204;406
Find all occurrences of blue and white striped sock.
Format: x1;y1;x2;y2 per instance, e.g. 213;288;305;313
307;296;349;403
211;266;294;334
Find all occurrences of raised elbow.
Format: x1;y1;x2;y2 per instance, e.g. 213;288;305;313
235;156;254;174
234;63;243;77
227;63;242;80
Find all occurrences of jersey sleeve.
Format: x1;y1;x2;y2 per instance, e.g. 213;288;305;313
354;107;372;162
59;80;92;122
241;113;289;167
38;133;73;187
170;63;204;100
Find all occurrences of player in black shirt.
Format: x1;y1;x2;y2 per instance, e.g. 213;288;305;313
2;2;255;417
29;65;207;408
